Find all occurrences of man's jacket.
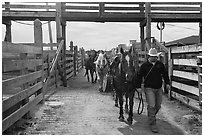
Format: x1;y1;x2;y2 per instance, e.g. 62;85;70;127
136;60;170;89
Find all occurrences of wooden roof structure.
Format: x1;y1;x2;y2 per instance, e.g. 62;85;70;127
2;2;202;50
2;2;202;23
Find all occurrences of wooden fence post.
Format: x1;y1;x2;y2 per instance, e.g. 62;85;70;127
168;48;173;100
34;19;44;102
4;2;12;42
73;46;77;76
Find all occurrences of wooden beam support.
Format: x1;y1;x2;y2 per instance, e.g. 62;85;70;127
56;2;63;43
145;2;151;50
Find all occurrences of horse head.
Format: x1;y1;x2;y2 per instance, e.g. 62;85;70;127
94;52;108;70
120;47;135;82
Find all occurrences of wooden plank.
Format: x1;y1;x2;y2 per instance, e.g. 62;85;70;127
151;2;201;5
104;6;142;11
2;4;56;9
171;44;202;53
173;70;198;81
3;82;43;112
66;67;74;74
2;70;42;93
66;71;74;79
171;91;201;112
173;59;197;67
2;41;42;54
2;11;56;19
66;57;73;61
172;81;199;96
66;50;73;55
65;5;99;10
3;59;42;72
151;7;201;11
66;63;74;68
2;93;43;132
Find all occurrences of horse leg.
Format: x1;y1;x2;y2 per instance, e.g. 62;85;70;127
90;70;94;83
118;92;124;122
127;91;135;125
86;69;90;82
115;92;119;107
94;70;98;83
125;93;129;113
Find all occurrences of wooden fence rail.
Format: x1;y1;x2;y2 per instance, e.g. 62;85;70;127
2;41;44;132
168;43;202;111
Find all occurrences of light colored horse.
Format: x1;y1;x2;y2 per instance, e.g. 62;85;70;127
94;53;109;92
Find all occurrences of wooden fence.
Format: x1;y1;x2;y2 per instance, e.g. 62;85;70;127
168;44;202;111
2;19;84;132
2;41;44;132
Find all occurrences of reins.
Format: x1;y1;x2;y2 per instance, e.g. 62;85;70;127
135;89;144;115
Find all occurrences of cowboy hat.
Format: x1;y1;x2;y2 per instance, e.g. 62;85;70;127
148;48;159;57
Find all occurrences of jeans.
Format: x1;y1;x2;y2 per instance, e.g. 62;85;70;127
144;88;163;125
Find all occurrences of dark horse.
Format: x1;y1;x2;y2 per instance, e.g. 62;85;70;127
109;47;138;125
84;50;98;83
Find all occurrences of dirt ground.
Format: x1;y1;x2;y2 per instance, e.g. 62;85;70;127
4;69;202;135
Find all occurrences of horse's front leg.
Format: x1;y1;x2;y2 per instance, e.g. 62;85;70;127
127;91;135;125
94;70;98;83
118;93;124;122
125;93;128;113
90;69;94;83
86;69;90;82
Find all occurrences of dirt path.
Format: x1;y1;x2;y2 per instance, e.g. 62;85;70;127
6;69;201;135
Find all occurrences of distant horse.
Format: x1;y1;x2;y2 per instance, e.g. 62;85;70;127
110;47;138;125
95;52;109;92
84;50;98;83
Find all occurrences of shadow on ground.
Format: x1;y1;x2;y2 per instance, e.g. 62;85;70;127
117;113;184;135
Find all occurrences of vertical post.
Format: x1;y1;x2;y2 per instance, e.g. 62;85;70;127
73;46;77;76
99;2;104;17
145;2;151;50
81;47;85;68
4;2;12;42
70;41;74;52
140;23;145;51
56;2;67;87
34;19;44;102
199;22;202;43
61;18;67;86
168;48;172;100
56;2;62;43
199;3;202;43
139;3;145;51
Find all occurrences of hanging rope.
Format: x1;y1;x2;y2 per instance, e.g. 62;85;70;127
12;20;50;26
136;89;144;115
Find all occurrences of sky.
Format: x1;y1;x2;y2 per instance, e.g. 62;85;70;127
1;1;201;51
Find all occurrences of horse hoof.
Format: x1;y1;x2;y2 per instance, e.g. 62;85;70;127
127;117;133;125
119;116;125;122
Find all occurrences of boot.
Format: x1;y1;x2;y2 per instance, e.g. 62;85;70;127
150;124;158;133
147;106;158;133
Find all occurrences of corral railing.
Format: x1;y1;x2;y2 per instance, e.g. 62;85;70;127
2;19;84;132
168;43;202;111
2;41;44;132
